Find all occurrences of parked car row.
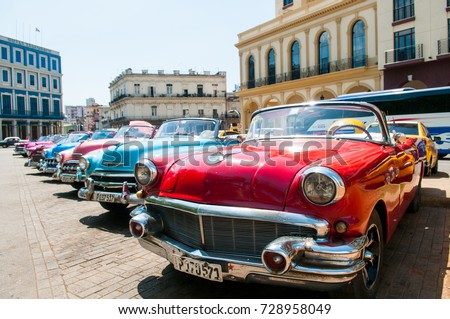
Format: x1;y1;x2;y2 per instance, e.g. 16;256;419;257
12;101;428;298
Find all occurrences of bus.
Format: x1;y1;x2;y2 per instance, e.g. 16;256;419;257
336;86;450;158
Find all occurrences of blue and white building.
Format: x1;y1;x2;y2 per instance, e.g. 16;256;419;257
0;35;64;140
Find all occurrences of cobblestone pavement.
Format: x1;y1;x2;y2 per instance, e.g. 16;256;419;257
0;148;449;299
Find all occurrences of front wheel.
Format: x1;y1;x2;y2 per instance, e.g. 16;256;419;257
431;158;438;174
99;201;129;213
338;210;384;298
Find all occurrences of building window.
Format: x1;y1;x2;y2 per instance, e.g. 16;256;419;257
183;109;189;117
53;78;59;90
2;69;9;82
42;76;47;88
268;48;276;85
51;58;58;71
17;96;25;115
213;109;218;118
2;94;12;114
166;84;173;95
283;0;293;7
30;74;35;86
40;56;47;69
352;20;366;67
248;55;255;89
28;53;35;66
448;0;450;7
394;28;415;62
42;99;49;116
134;83;140;94
319;32;330;74
1;45;9;60
30;97;38;116
394;0;414;22
151;105;157;117
53;100;60;115
448;19;450;52
149;86;155;97
291;41;300;80
14;48;23;63
198;109;204;116
16;72;23;85
197;84;203;97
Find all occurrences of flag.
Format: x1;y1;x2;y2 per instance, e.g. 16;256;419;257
35;28;40;32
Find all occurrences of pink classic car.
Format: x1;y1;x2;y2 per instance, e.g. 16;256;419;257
55;121;155;189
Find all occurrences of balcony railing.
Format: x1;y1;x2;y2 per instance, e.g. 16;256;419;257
107;114;228;124
0;110;64;119
384;44;423;64
110;93;227;104
240;56;371;90
438;38;450;55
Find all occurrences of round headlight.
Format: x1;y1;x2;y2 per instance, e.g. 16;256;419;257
134;160;157;186
79;157;89;171
56;153;62;163
301;167;345;206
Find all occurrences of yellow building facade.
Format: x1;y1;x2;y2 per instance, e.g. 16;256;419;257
236;0;381;129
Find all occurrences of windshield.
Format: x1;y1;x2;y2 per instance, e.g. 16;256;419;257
155;119;218;139
91;130;117;140
115;125;154;138
388;123;419;135
247;104;387;143
50;135;66;142
66;133;90;143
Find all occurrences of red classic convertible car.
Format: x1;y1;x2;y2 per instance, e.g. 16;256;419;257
129;101;425;298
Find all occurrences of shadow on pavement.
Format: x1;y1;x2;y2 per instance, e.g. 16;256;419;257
53;189;83;201
137;264;329;299
79;209;132;237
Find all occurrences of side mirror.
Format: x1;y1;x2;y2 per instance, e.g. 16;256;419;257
393;132;406;143
433;136;441;142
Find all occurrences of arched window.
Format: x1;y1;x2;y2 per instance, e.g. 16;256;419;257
291;41;300;80
268;49;276;85
352;20;366;67
319;32;330;74
248;55;255;89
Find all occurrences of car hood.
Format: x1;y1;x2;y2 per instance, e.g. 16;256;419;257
86;137;225;175
46;142;80;158
159;138;389;211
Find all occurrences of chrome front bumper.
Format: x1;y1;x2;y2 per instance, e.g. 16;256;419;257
131;199;369;289
39;160;58;173
77;177;144;205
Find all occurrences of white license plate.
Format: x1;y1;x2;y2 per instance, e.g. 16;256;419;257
173;256;223;282
61;175;75;183
93;192;118;203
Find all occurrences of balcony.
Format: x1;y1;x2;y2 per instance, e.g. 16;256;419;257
110;93;227;104
241;56;372;90
0;110;64;120
438;38;450;55
384;44;423;65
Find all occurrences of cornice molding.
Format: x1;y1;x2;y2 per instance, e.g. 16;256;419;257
236;0;367;49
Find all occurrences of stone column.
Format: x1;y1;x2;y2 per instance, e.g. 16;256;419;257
27;120;31;139
49;122;54;135
12;120;18;137
39;121;43;137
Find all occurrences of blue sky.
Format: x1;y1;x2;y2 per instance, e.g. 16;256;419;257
1;0;274;106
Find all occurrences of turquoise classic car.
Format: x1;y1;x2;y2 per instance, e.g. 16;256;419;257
77;118;241;213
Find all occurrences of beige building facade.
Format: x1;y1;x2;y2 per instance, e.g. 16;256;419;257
236;0;450;130
236;0;381;129
106;69;228;128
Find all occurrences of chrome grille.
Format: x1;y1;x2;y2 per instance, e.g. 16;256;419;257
62;160;79;173
151;204;317;257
